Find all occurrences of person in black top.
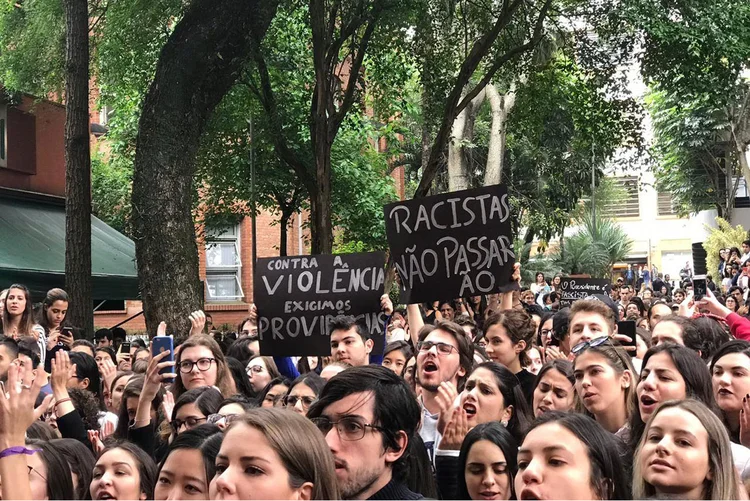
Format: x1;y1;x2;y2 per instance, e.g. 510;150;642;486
482;309;537;405
307;365;425;500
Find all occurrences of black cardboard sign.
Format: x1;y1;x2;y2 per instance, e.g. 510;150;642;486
558;278;611;307
254;252;387;356
384;184;516;304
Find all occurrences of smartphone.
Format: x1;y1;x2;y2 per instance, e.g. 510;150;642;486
151;336;174;381
120;341;131;354
617;320;637;356
693;275;707;301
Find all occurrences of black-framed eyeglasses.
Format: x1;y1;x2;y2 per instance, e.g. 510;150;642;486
28;465;46;481
310;416;384;441
417;340;457;356
283;395;317;408
572;336;612;355
207;413;241;425
178;358;216;374
172;416;207;430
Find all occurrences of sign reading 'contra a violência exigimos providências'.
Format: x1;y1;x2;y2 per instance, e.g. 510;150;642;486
384;184;517;304
254;252;387;356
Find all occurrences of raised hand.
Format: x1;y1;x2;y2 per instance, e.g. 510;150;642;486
438;406;470;450
50;350;75;393
380;294;394;316
88;430;105;455
189;311;206;337
33;393;54;422
101;418;115;439
161;390;175;423
435;382;458;435
98;357;117;393
0;363;44;448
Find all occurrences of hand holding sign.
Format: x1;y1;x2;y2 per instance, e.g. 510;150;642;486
384;184;517;304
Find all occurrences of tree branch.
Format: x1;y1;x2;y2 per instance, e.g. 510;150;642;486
455;0;552;115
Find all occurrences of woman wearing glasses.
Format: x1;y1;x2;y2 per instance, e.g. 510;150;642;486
573;338;637;436
173;334;236;399
171;387;223;435
207;395;255;429
21;440;76;500
210;408;339;499
246;355;281;393
283;373;325;416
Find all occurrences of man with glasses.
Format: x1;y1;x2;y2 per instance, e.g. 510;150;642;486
307;365;423;500
415;321;473;462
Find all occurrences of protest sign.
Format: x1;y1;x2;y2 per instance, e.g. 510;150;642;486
254;252;387;356
558;278;611;308
384;184;516;304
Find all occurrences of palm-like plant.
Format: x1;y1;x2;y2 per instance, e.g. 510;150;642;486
552;214;633;278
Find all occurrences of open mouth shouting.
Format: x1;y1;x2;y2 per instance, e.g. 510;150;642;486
463;402;477;419
639;394;658;414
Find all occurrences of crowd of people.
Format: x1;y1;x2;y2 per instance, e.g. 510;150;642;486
3;259;750;499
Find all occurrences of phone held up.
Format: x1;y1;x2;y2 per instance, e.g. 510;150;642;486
151;336;175;383
616;320;637;357
693;275;707;301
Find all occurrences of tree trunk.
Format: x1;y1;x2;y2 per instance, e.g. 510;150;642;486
448;88;485;191
485;83;516;186
279;211;290;257
131;0;278;337
63;0;92;332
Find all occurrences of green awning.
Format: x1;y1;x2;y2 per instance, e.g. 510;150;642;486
0;192;139;300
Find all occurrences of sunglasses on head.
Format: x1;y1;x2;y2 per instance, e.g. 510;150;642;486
572;336;612;355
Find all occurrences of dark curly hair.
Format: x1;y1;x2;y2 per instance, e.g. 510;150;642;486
69;387;102;432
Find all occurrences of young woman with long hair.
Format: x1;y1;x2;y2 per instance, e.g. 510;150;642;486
573;339;636;436
633;399;740;500
173;335;235;399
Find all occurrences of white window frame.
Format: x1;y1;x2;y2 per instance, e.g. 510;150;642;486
99;105;114;126
205;224;244;301
0;104;7;168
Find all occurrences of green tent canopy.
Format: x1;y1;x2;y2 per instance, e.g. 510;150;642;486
0;192;139;300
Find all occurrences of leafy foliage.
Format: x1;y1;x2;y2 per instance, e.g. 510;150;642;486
552;215;633;278
703;218;750;276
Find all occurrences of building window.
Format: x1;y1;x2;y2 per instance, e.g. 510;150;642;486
99;105;113;126
0;105;6;168
205;224;244;301
657;191;678;216
602;176;639;218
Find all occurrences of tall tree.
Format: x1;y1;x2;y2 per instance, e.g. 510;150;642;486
251;0;411;254
131;0;279;336
63;0;92;331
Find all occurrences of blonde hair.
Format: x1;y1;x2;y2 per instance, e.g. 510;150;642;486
633;399;740;500
229;408;339;499
172;334;235;398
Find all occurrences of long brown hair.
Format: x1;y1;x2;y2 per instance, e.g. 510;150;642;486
172;334;235;399
227;408;339;499
2;284;36;338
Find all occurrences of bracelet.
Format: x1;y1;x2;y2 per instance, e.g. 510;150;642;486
0;446;40;459
54;398;71;407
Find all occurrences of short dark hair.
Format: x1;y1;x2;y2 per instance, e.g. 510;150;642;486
524;412;631;499
95;346;117;364
26;439;75;500
16;336;40;367
656;315;702;354
94;328;112;341
70;351;101;398
328;315;370;342
457;423;518;499
0;336;19;360
218;394;257;412
383;340;414;361
418;320;474;390
288;372;326;398
743;239;750;247
71;339;96;355
50;438;97;500
98;441;158;499
111;327;127;341
307;366;420;481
